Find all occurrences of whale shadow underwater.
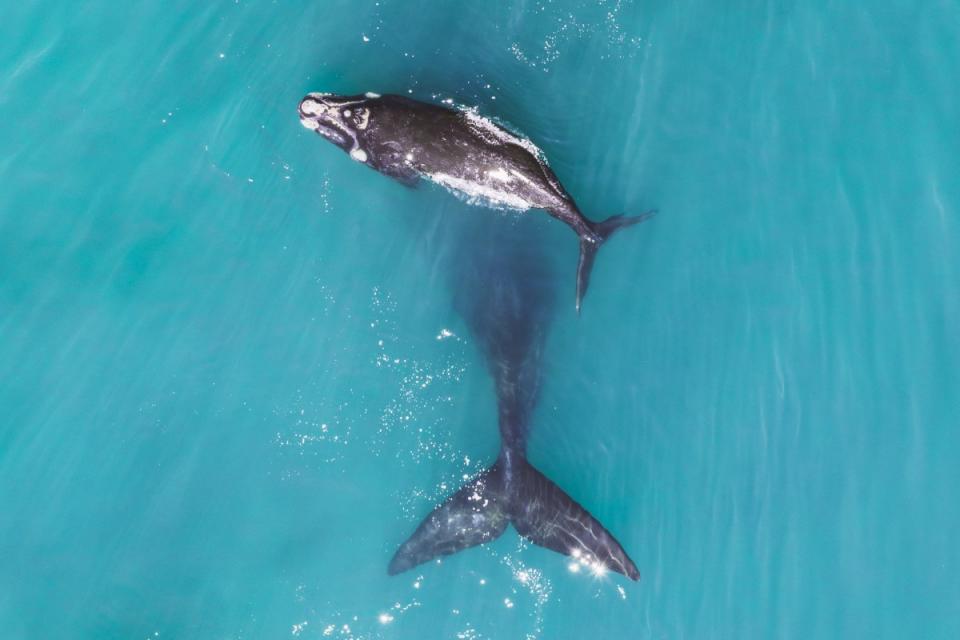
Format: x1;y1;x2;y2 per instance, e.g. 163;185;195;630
299;91;655;313
387;213;639;581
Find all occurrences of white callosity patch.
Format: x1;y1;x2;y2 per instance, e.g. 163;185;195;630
300;103;330;133
365;91;381;98
308;92;364;109
301;94;372;162
302;93;365;124
355;108;370;130
300;96;337;131
301;93;357;115
300;99;329;117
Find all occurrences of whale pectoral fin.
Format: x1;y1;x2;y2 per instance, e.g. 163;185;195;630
381;165;420;188
511;460;640;580
375;143;420;188
388;465;508;575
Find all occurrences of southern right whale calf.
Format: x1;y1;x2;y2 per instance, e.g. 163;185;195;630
299;92;655;312
388;215;639;581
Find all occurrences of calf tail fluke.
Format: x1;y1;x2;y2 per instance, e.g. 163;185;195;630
388;456;639;581
575;210;656;313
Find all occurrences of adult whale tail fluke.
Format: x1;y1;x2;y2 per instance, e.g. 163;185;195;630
387;462;509;576
388;453;640;581
575;210;657;313
387;214;640;581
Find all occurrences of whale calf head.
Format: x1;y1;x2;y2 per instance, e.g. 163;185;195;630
298;92;376;156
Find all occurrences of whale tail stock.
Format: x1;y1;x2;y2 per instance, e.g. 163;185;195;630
388;454;639;581
575;210;656;313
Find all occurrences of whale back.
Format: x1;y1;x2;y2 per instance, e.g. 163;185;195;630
450;216;557;452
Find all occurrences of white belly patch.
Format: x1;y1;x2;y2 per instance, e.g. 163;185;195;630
426;171;532;211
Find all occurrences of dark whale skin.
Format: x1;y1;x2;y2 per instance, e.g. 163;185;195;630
299;92;654;312
388;215;640;581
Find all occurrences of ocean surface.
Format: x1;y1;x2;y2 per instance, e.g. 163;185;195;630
2;1;958;638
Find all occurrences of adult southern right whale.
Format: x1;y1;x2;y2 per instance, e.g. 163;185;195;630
298;92;655;312
387;214;640;581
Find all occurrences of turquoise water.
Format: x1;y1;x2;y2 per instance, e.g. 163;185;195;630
2;1;958;637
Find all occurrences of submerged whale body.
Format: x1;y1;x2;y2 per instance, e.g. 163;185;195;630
298;91;654;312
386;216;640;581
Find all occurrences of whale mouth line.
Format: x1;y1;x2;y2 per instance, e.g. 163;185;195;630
299;94;360;150
300;116;348;145
299;115;349;149
303;118;348;145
